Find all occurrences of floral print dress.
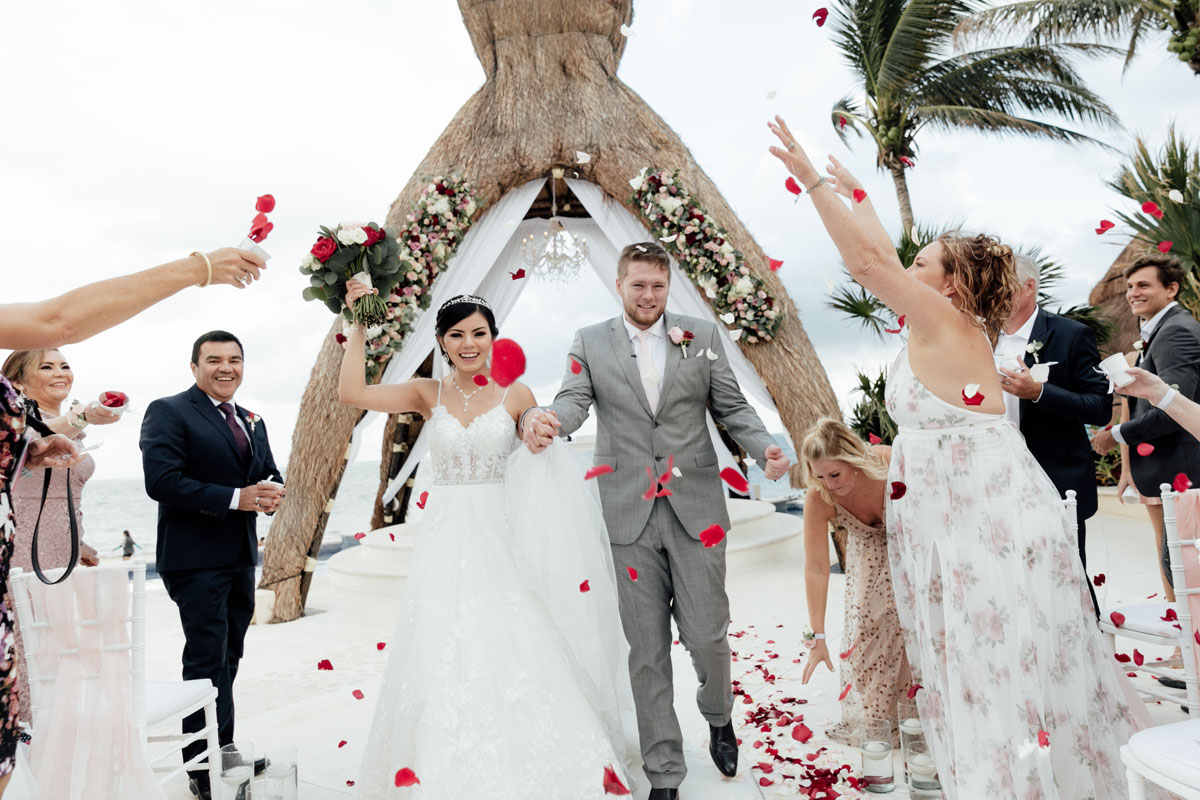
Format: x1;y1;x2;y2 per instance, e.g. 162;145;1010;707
0;376;26;775
884;346;1141;799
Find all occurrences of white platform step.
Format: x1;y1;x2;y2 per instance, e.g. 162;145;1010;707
328;499;802;597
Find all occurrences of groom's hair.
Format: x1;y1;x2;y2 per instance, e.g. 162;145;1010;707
191;330;244;365
617;242;671;282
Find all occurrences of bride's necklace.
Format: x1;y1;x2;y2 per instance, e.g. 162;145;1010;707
449;375;488;412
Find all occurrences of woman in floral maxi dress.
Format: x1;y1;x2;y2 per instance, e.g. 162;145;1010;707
770;118;1144;799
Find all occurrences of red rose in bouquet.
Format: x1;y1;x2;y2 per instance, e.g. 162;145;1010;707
311;237;337;263
363;226;386;247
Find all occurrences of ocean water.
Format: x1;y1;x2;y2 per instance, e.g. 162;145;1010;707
73;435;799;559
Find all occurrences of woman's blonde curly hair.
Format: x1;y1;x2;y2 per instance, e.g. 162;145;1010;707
800;417;888;505
935;232;1019;347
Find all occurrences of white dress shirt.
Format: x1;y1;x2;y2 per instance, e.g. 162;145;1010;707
207;394;249;511
994;309;1041;427
1113;301;1177;445
623;314;667;392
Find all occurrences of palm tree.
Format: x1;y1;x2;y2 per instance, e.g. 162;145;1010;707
959;0;1200;76
829;0;1122;230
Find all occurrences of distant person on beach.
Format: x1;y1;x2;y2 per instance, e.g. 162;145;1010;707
141;329;284;800
0;246;265;799
116;530;141;560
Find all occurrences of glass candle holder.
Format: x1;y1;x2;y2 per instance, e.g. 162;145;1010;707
219;742;254;800
860;718;895;793
263;746;298;800
904;739;941;796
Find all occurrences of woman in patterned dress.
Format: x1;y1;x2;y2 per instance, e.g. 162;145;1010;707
770;118;1144;798
799;418;910;745
0;246;265;796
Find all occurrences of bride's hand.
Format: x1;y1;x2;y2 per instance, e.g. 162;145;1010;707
825;155;864;201
801;640;833;684
345;279;376;311
767;115;821;187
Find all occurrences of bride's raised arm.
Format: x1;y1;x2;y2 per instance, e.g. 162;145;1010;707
767;116;961;346
337;279;435;416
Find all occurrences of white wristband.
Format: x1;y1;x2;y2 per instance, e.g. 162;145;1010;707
812;633;826;640
1156;387;1178;410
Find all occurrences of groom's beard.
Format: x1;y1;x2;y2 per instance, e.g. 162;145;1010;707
623;301;665;328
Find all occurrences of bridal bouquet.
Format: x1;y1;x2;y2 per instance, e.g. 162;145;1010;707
299;222;402;327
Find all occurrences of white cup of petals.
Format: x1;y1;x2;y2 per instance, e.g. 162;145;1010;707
1028;362;1058;383
236;236;270;262
1098;353;1135;387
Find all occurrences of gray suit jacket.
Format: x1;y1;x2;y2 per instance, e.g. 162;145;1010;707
547;313;777;545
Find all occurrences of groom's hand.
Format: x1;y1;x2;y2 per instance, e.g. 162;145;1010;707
763;445;790;480
521;409;560;453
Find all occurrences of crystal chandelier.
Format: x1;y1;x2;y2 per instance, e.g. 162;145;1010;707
521;171;588;285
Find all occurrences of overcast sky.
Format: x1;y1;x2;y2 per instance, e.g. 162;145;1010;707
2;0;1197;479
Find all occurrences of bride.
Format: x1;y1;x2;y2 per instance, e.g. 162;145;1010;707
338;283;635;799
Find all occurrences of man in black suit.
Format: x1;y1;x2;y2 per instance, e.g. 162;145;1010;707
995;254;1110;615
140;331;284;800
1092;254;1200;602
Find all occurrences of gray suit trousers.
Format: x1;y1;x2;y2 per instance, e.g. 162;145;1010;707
612;496;733;789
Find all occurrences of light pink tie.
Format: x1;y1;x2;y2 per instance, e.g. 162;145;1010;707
636;329;660;413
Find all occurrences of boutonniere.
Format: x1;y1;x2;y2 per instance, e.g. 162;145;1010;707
245;412;261;433
1026;340;1044;363
1133;339;1146;352
668;326;695;358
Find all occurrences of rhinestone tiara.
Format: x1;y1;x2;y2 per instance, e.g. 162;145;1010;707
439;294;492;314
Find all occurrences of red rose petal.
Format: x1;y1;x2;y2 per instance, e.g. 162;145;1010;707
1141;201;1160;216
415;491;428;510
838;115;847;130
884;314;906;334
585;464;615;480
655;487;673;498
907;683;923;699
335;333;347;345
962;388;985;406
1137;443;1155;457
101;391;127;408
868;433;882;444
388;533;395;541
255;194;276;213
699;524;726;548
352;689;364;700
353;532;366;541
838;683;853;700
472;374;488;387
792;722;814;743
1109;611;1125;627
1147;593;1158;599
642;466;659;501
377;642;386;650
490;338;527;387
1194;630;1200;646
812;7;828;25
759;777;774;787
580;579;591;593
1095;219;1114;235
899;156;915;168
1133;648;1145;666
602;764;631;795
1114;652;1131;663
768;257;784;271
1037;730;1050;748
1093;573;1106;586
394;768;420;787
1158;241;1174;253
852;189;867;203
1173;473;1192;492
785;177;803;196
889;481;907;500
510;268;526;280
570;357;583;375
317;659;333;670
337;740;347;748
626;567;638;582
249;221;274;243
346;781;355;786
1162;607;1178;622
720;467;750;494
252;212;268;227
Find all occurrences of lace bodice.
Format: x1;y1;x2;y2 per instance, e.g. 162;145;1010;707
884;346;1001;431
427;403;517;485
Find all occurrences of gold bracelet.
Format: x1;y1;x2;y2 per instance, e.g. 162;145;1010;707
191;251;213;287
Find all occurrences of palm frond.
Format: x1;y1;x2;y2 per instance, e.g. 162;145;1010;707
1058;303;1116;342
955;0;1144;46
848;368;898;443
831;96;870;145
914;104;1116;148
827;282;892;336
877;0;976;91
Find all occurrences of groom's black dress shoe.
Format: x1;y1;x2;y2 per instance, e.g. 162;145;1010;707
648;789;679;800
188;776;212;800
1160;676;1187;690
709;721;739;777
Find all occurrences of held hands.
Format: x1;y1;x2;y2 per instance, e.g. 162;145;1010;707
1114;367;1169;405
521;409;561;454
1090;427;1117;456
200;248;267;289
763;445;790;480
345;279;377;312
26;434;82;469
238;481;286;513
802;639;833;685
998;364;1042;400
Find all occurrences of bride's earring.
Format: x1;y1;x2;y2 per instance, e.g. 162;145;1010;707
441;350;452;369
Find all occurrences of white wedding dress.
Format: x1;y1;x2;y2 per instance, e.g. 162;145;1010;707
354;390;636;799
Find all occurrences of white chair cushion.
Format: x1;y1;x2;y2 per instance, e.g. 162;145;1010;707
1129;719;1200;789
1104;603;1183;638
144;680;216;726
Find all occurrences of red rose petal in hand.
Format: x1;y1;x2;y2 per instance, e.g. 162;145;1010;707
792;722;813;743
1095;219;1114;235
884;314;906;334
352;689;364;700
1158;241;1174;253
510;268;526;280
585;465;615;480
394;768;420;787
785;177;803;196
580;579;591;593
907;683;923;699
699;524;726;548
602;764;631;795
838;683;853;700
415;491;428;510
812;7;828;25
1092;573;1105;586
317;659;333;670
570;357;583;375
626;567;638;582
889;481;907;500
852;188;867;203
1133;649;1145;666
1037;730;1050;748
1162;607;1178;622
1109;611;1126;627
720;467;750;494
490;338;527;387
1173;473;1192;492
255;194;276;213
1136;443;1155;457
868;433;882;445
768;258;784;271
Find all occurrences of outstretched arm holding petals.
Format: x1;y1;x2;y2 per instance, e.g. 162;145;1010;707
1117;366;1200;444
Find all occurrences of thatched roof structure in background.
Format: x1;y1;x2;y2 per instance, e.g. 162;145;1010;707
1087;239;1144;356
261;0;841;622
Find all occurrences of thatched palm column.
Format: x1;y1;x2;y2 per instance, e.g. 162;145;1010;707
262;0;839;622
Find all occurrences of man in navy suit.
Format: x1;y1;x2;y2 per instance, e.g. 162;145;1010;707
995;255;1110;616
140;330;284;800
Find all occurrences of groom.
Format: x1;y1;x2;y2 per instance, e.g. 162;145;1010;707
522;242;789;798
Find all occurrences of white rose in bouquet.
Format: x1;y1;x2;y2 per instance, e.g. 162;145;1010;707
730;276;754;298
300;254;320;271
659;195;683;215
337;225;368;246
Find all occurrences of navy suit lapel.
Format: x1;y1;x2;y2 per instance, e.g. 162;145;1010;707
188;385;245;467
1019;308;1051;424
609;317;654;418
